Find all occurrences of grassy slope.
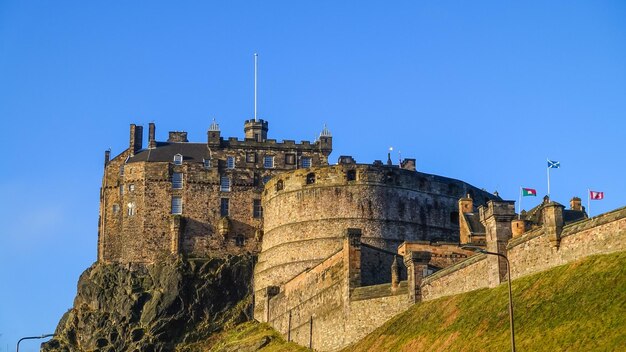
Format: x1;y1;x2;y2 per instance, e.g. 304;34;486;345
343;251;626;352
191;251;626;351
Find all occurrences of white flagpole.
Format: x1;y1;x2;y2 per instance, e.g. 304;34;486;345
254;53;258;122
518;186;522;220
547;159;550;198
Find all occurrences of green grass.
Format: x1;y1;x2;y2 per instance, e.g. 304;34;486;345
343;251;626;352
185;251;626;351
178;321;309;352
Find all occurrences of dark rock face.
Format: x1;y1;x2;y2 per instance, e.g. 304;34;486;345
42;255;255;351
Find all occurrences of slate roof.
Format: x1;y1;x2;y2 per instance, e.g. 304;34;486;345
463;213;486;235
128;142;208;163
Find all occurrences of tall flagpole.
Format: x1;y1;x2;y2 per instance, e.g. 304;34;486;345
518;186;522;220
547;158;550;198
254;53;258;122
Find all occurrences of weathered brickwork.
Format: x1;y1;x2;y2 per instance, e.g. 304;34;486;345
255;164;498;297
98;120;332;263
421;204;626;302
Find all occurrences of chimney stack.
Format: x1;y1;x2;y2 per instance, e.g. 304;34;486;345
148;123;156;149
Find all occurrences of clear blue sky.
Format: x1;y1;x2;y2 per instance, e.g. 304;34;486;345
1;1;625;350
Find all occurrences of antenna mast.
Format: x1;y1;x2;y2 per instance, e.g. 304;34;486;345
254;53;258;122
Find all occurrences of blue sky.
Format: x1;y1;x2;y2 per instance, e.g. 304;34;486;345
1;1;625;349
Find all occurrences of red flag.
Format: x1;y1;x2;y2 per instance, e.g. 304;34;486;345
590;191;604;200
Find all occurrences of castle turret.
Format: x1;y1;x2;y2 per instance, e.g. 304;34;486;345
244;119;268;142
207;119;221;146
480;200;516;286
129;124;143;156
318;124;332;157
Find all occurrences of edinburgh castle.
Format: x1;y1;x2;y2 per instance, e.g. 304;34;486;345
97;118;626;351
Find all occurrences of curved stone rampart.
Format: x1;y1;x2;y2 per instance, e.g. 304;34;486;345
254;164;497;293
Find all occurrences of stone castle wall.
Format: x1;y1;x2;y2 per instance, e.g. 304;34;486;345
261;234;411;352
255;164;497;297
421;206;626;301
98;121;331;263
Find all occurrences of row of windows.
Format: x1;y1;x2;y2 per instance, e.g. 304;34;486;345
172;153;312;169
169;174;271;191
111;198;262;218
273;170;357;192
173;197;262;218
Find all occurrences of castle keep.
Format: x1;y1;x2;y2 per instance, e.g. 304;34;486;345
98;119;331;263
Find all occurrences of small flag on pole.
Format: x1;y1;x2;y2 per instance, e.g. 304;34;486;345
590;191;604;200
522;188;537;197
547;159;560;169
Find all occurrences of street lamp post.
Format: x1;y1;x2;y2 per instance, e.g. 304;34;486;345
462;245;516;352
16;334;54;352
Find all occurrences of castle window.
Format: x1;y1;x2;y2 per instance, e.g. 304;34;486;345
112;204;120;214
285;154;295;165
227;156;235;169
128;184;135;192
220;198;229;216
306;173;316;185
276;180;284;191
119;185;124;196
235;234;245;246
263;156;274;168
253;173;260;187
220;176;231;192
253;199;263;218
171;196;182;215
301;157;312;168
119;165;124;176
450;211;459;225
173;154;183;165
246;152;256;163
127;202;136;216
172;172;183;189
203;158;211;169
346;170;356;181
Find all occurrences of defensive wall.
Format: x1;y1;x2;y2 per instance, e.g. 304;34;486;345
254;163;498;301
421;203;626;301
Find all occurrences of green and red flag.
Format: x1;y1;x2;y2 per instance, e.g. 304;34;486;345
522;188;537;197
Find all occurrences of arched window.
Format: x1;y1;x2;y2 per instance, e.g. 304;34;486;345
306;173;316;185
276;180;284;191
173;154;183;165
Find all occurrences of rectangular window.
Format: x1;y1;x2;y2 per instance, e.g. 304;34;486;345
173;154;183;165
285;154;295;165
128;184;135;192
227;156;235;169
246;152;256;163
203;158;211;169
264;156;274;168
120;185;124;196
112;204;120;214
301;157;312;168
253;199;263;218
220;198;229;216
220;176;231;192
119;165;124;176
127;202;136;216
171;196;182;214
172;172;183;189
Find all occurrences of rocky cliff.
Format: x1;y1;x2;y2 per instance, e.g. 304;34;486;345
42;255;255;352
